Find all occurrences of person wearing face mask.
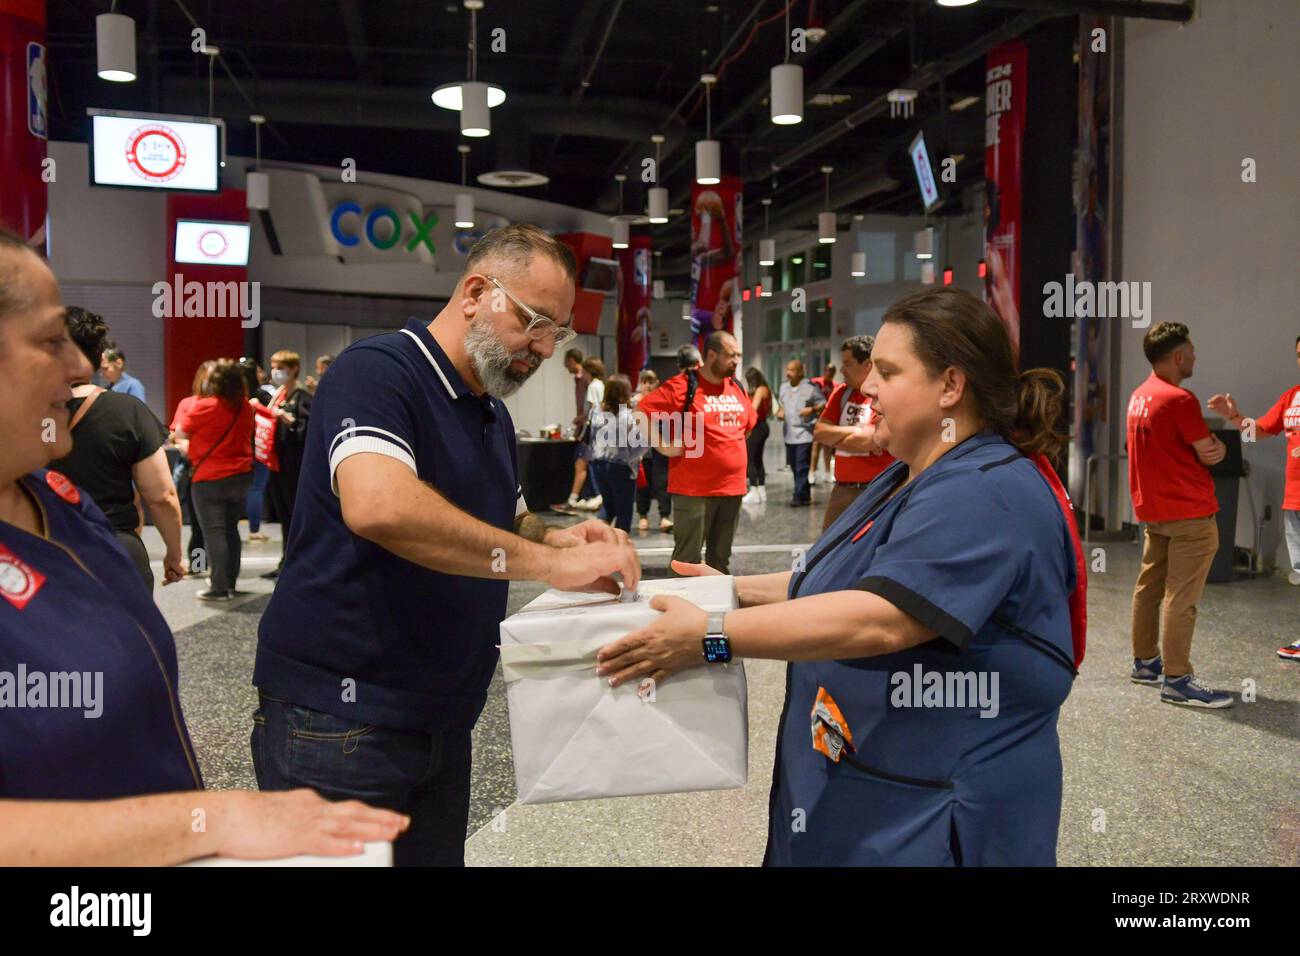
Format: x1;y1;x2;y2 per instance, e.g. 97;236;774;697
251;224;640;866
0;228;408;863
596;287;1087;867
259;351;312;580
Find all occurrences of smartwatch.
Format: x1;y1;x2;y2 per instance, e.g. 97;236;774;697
702;611;732;664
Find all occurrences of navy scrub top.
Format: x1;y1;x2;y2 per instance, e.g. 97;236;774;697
765;431;1077;867
0;470;203;799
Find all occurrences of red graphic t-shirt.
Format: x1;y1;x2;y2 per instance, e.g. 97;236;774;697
1126;373;1217;522
638;373;756;497
819;383;895;485
1255;384;1300;510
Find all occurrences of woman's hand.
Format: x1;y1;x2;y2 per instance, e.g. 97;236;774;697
162;549;186;585
670;559;720;577
596;594;709;688
211;789;409;860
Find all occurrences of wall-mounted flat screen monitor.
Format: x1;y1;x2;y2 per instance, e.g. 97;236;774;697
581;256;619;295
174;220;251;266
89;109;222;192
909;130;942;214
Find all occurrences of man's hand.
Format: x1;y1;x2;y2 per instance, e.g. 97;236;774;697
1208;393;1239;419
162;550;186;585
543;538;641;596
544;519;623;549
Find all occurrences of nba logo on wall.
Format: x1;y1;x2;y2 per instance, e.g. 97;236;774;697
27;43;48;139
125;124;189;184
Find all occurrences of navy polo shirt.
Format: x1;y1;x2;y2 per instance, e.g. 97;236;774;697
254;319;525;732
0;470;202;799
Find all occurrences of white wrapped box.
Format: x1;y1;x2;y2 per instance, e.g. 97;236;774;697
499;576;747;805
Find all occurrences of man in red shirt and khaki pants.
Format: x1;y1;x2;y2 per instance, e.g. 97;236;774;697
1127;322;1233;708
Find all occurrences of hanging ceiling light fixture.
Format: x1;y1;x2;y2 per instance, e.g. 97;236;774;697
851;252;866;278
246;115;269;210
759;197;775;266
653;251;665;299
611;174;629;249
914;225;935;259
96;4;136;82
647;134;669;223
455;144;475;228
432;0;505;137
695;74;720;185
681;301;692;321
818;166;836;244
770;0;802;125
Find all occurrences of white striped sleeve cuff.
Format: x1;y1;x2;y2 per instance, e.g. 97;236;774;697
515;484;528;518
329;429;417;496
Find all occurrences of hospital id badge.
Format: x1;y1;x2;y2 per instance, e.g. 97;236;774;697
810;686;855;763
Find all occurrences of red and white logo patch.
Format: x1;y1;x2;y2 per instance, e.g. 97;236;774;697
45;470;80;505
0;544;46;610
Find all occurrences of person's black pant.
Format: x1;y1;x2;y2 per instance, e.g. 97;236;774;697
786;442;812;503
747;419;770;487
590;459;637;532
635;448;672;519
179;471;205;566
191;471;252;593
113;528;153;591
265;461;301;564
251;693;473;867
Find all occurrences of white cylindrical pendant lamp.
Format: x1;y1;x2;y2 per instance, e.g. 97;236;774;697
653;279;665;300
454;193;475;229
695;139;721;185
850;251;866;277
681;302;692;320
611;219;630;250
460;81;491;137
245;171;270;211
818;211;836;243
647;187;669;223
760;276;773;297
96;13;137;82
770;63;803;125
921;261;936;285
759;238;775;266
914;227;934;259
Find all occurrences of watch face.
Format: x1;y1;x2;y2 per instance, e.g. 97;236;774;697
702;636;732;664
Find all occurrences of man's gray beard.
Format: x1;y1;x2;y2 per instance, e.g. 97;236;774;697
464;316;539;398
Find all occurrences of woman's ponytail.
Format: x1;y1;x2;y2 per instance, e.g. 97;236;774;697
1011;367;1067;461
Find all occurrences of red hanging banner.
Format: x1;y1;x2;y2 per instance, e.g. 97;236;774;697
984;41;1027;356
0;0;48;244
688;176;743;351
615;235;652;376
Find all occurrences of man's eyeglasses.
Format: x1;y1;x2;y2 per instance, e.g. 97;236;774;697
486;276;577;348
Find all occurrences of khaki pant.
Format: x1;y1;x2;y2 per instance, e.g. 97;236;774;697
822;482;869;532
671;494;743;574
1130;516;1218;677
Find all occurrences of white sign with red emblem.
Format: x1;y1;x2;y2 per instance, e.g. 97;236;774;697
90;112;221;192
174;219;251;266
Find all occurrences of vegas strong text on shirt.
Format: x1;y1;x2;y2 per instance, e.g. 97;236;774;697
637;372;756;497
1256;383;1300;510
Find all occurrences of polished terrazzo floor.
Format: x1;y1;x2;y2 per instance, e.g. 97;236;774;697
147;444;1300;866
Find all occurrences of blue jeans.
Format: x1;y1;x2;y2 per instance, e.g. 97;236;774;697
251;693;473;866
786;442;813;503
246;461;270;532
1285;509;1300;573
590;459;637;532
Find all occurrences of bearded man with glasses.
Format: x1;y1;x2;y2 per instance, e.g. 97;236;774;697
251;223;640;866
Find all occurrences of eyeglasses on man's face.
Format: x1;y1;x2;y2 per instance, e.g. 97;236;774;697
485;275;577;348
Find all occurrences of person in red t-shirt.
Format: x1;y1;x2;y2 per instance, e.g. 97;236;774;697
1126;322;1232;708
636;330;755;573
173;358;255;602
814;335;896;530
1209;335;1300;662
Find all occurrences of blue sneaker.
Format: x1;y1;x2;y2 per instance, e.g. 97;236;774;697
1130;656;1163;685
1160;674;1234;709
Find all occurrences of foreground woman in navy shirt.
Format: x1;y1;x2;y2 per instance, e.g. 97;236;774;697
598;288;1086;866
0;231;407;864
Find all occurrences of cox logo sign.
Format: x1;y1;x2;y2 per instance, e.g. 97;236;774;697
330;203;437;253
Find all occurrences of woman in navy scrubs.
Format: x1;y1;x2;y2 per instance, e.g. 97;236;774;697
0;231;407;864
598;288;1086;866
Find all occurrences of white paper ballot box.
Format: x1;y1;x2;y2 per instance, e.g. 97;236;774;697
499;576;747;805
